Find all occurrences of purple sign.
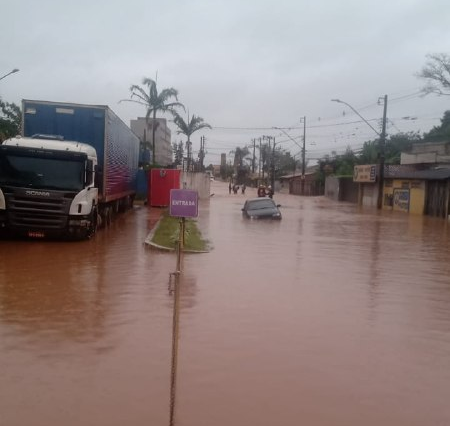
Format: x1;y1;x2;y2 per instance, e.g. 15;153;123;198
169;189;199;218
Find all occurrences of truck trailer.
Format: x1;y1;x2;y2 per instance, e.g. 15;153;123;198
0;99;140;239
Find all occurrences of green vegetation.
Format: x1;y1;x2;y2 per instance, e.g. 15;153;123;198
172;111;211;171
151;211;208;252
317;109;450;179
0;100;21;142
121;76;184;165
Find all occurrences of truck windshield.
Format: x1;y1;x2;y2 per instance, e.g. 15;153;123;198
0;153;85;191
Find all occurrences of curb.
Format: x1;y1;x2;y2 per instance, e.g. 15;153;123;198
144;217;210;254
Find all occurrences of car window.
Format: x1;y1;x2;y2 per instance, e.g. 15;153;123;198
247;199;276;209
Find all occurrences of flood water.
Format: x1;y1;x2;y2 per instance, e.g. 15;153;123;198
1;180;450;426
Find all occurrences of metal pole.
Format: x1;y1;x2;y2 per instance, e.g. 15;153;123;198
271;137;276;193
0;68;19;81
377;95;388;210
258;138;262;180
252;139;256;174
169;261;181;426
169;217;184;426
331;99;380;136
301;116;306;195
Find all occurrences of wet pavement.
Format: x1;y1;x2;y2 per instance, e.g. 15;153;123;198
1;181;450;426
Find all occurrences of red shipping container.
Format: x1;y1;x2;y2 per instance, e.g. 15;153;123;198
149;169;181;207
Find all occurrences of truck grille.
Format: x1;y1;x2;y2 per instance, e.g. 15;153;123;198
5;190;74;230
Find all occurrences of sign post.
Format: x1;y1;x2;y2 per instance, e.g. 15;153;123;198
168;189;198;426
169;188;199;261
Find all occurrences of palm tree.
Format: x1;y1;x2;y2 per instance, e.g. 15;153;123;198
172;111;211;171
230;146;252;183
121;77;184;164
230;146;251;169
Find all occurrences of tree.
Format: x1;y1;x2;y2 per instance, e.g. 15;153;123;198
0;100;21;142
229;146;252;183
172;111;211;171
274;149;299;177
358;139;379;165
385;132;421;163
121;77;184;164
417;53;450;96
423;110;450;142
335;147;357;176
230;146;250;169
172;141;184;167
358;132;421;166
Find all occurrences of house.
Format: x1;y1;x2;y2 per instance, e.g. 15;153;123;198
279;167;323;196
384;166;450;217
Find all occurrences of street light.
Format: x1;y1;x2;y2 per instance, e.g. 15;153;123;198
0;68;19;82
331;99;380;136
331;97;388;209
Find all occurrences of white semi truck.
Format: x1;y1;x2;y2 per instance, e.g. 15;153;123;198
0;100;140;239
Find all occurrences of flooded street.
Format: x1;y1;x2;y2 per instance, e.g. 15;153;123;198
1;180;450;426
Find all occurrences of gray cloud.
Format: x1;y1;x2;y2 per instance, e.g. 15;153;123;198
1;0;449;164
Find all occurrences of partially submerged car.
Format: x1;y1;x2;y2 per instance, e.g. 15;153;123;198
241;197;282;220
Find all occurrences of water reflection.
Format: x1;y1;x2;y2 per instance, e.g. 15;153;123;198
1;186;450;426
0;240;107;344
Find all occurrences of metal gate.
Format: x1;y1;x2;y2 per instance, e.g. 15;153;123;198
425;180;448;218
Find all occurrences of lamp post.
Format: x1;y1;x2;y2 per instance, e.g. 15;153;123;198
262;135;275;192
0;68;19;82
300;116;306;195
331;97;388;209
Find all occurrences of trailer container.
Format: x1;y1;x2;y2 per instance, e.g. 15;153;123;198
0;99;140;239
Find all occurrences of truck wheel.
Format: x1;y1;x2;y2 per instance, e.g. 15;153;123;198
105;207;112;226
87;208;98;239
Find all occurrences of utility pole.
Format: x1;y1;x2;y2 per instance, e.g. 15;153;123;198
263;135;274;182
331;97;388;210
262;135;276;191
377;95;388;210
252;139;256;174
301;116;306;195
199;136;205;171
271;137;276;193
258;137;262;179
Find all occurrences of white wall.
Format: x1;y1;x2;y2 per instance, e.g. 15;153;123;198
130;117;172;166
181;172;211;199
361;183;379;207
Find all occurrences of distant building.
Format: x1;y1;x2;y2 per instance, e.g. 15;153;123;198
211;164;221;177
401;141;450;166
130;117;172;166
279;166;323;196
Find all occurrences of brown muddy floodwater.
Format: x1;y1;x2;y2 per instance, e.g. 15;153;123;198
1;181;450;426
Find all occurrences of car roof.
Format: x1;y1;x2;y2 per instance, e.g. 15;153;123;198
245;197;275;202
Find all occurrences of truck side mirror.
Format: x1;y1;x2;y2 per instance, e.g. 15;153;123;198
85;160;94;186
94;164;103;189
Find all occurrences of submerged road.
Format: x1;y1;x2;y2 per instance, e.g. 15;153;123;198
1;180;450;426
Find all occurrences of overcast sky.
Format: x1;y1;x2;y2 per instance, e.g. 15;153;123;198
1;0;449;165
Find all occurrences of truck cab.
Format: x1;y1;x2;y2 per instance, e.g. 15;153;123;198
0;136;99;239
